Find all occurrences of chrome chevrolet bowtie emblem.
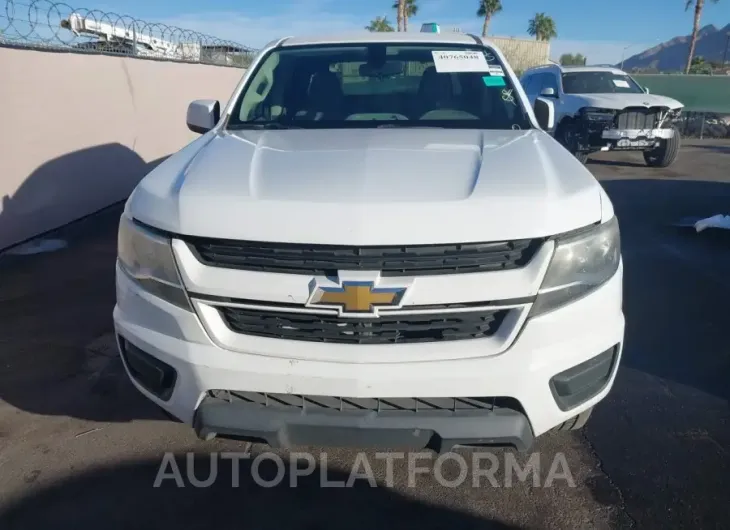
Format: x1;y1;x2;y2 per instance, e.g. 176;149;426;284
307;281;407;316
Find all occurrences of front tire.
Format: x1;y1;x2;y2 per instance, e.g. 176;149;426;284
557;120;589;164
643;126;680;168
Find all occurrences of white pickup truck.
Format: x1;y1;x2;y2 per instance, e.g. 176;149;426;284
114;29;624;453
521;64;684;166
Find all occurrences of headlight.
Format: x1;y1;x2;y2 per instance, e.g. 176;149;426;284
530;217;621;317
117;215;191;311
582;108;616;122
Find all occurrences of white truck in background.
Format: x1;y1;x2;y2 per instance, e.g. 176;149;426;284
61;13;201;61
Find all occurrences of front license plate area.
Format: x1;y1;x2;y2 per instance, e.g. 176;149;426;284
274;424;433;449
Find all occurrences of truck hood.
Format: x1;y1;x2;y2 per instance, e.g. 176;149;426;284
570;93;683;111
128;128;603;245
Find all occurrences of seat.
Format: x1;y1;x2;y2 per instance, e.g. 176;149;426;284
295;71;344;121
416;66;455;117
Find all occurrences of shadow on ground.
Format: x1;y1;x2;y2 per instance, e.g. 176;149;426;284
691;144;730;154
0;145;168;423
0;452;526;530
588;158;647;168
583;177;730;529
602;178;730;401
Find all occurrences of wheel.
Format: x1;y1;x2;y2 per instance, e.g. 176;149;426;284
643;126;680;168
557;120;589;164
554;406;593;431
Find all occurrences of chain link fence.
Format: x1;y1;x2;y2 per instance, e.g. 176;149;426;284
672;112;730;139
0;0;258;66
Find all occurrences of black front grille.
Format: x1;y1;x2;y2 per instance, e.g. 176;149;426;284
185;238;542;276
208;391;502;413
219;307;508;344
615;108;660;130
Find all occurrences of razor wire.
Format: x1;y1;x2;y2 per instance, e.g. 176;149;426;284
0;0;258;66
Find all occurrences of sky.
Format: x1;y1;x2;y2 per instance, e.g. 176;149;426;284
91;0;729;64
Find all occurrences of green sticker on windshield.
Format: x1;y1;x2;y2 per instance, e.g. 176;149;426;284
482;76;506;87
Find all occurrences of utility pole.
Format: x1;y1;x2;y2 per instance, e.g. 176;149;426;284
723;32;730;65
620;44;632;70
620;39;661;71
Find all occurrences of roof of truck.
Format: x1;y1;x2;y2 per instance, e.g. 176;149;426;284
279;32;481;47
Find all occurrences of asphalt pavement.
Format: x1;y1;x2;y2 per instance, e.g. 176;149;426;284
0;140;728;530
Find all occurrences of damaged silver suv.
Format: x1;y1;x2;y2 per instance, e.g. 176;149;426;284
521;64;684;166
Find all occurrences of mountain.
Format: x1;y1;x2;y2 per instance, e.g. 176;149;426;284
620;23;730;72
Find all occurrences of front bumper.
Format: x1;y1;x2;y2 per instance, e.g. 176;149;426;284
193;394;536;452
601;128;675;141
574;126;673;152
571;108;677;152
113;262;625;451
599;128;673;150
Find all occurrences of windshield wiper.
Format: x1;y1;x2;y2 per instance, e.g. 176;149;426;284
227;122;304;130
375;123;446;128
229;122;449;130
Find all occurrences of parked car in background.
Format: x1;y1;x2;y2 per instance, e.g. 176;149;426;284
521;64;684;166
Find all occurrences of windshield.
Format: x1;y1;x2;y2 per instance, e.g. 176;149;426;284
226;43;533;130
561;71;644;94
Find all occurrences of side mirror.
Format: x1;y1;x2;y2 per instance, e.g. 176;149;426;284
187;100;221;134
534;97;555;130
540;87;557;98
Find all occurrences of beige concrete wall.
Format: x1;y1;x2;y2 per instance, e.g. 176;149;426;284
489;37;550;73
0;47;245;250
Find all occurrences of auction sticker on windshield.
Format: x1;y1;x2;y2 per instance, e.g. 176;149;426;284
613;79;630;88
432;51;490;73
488;65;505;77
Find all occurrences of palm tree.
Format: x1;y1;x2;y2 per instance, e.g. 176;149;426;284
685;0;720;73
689;55;713;73
559;53;587;66
395;0;405;31
527;13;558;41
365;16;395;32
392;0;418;31
477;0;502;38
